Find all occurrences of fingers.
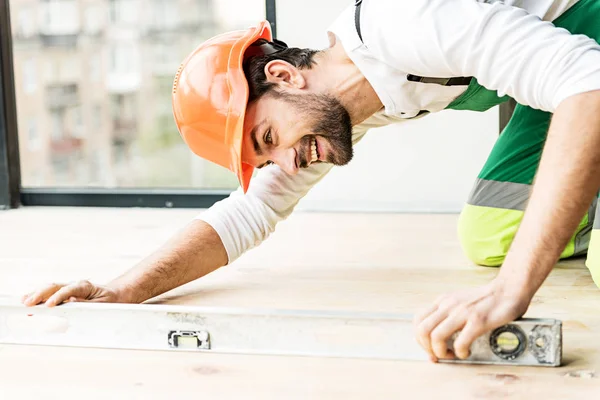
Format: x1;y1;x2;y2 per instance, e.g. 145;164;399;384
45;281;93;307
414;307;449;361
21;292;33;303
453;316;488;359
413;302;438;349
22;283;65;306
22;281;95;307
429;310;468;359
414;283;523;362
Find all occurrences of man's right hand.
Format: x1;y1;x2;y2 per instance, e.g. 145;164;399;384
21;280;125;307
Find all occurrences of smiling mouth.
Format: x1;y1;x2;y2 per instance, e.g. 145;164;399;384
310;136;320;164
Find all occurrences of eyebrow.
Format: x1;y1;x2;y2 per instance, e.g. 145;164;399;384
250;119;266;156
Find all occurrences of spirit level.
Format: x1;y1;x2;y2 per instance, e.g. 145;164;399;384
0;300;561;366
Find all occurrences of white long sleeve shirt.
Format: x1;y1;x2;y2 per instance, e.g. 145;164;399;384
197;0;600;264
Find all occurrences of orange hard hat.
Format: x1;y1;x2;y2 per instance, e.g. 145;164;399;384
172;20;286;193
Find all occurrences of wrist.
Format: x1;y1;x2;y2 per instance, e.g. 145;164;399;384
490;276;532;319
109;283;140;304
496;236;558;299
494;260;538;304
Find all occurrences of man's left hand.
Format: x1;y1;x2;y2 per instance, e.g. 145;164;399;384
413;279;531;361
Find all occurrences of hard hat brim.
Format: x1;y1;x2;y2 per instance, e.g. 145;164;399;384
172;21;273;194
225;21;274;193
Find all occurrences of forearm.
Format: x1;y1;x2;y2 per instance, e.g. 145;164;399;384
498;90;600;298
107;219;228;303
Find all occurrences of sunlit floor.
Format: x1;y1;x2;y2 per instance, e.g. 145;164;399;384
0;207;599;399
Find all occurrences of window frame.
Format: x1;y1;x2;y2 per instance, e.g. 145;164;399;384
1;0;277;209
0;0;21;209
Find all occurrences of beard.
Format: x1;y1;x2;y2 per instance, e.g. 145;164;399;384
277;92;354;167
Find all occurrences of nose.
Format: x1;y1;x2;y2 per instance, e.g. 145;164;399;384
271;148;298;175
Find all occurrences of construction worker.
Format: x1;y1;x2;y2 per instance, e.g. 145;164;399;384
22;0;600;363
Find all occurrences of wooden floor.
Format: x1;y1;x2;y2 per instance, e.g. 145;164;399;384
1;206;600;399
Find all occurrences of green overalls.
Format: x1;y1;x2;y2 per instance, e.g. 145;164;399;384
445;0;600;287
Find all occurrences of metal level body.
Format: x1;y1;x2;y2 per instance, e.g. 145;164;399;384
0;300;561;366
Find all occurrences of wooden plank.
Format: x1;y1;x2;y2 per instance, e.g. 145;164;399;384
1;345;600;400
0;207;600;399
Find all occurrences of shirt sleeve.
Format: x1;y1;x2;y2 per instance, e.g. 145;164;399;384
194;116;386;264
363;0;600;112
197;157;334;264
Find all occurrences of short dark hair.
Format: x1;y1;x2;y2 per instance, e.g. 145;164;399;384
243;40;319;103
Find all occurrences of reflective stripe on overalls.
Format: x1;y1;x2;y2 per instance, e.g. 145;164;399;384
355;0;600;286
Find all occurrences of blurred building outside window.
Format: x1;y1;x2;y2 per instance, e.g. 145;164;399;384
10;0;266;189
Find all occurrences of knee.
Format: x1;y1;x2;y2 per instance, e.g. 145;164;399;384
586;261;600;289
586;230;600;289
457;204;521;267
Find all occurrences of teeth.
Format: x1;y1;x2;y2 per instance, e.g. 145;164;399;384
310;137;317;163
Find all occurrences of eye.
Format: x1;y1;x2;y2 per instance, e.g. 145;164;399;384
258;160;274;169
264;129;273;145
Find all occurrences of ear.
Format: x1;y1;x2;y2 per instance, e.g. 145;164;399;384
264;60;306;89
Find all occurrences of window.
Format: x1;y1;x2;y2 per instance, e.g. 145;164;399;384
11;0;268;190
90;54;102;83
44;60;59;83
109;0;117;23
31;169;44;186
84;4;105;35
92;104;102;129
109;0;139;25
110;44;137;75
22;59;36;94
60;55;81;82
27;118;40;152
50;111;63;141
41;0;80;35
51;156;71;183
17;8;36;38
151;0;179;30
72;106;85;138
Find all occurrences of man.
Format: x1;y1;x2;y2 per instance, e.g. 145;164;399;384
22;0;600;363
